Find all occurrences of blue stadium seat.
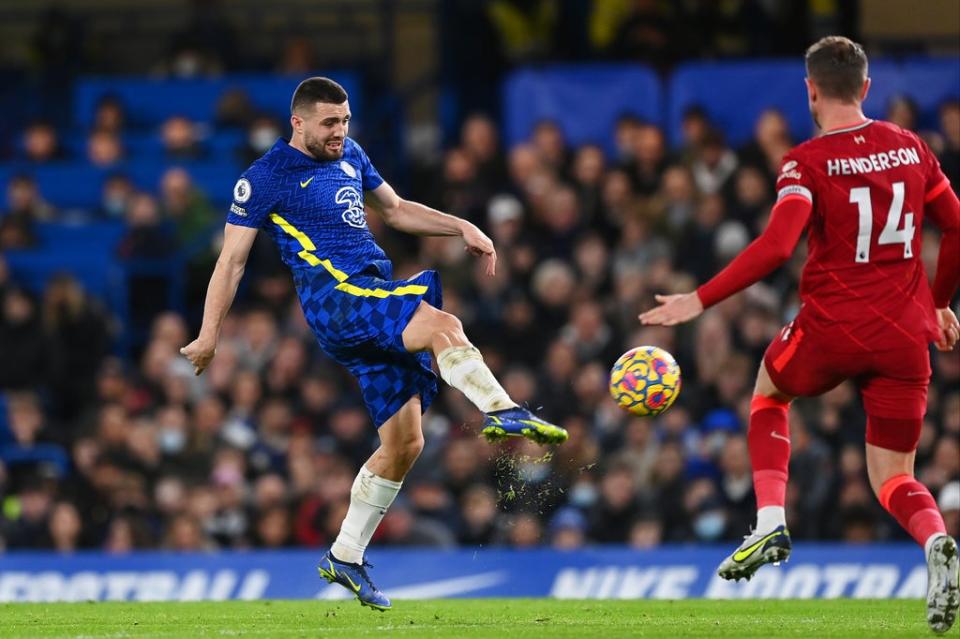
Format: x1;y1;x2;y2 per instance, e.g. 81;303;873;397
500;59;960;151
55;129;245;161
667;58;960;147
4;249;124;308
0;393;10;446
668;60;812;148
502;64;662;154
862;58;960;128
0;163;110;209
0;443;70;478
72;72;362;130
33;221;125;254
126;161;241;206
0;159;242;210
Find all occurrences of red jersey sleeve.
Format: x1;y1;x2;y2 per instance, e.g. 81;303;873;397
922;139;952;204
773;150;816;208
916;138;959;308
926;189;960;309
696;196;811;308
695;152;814;308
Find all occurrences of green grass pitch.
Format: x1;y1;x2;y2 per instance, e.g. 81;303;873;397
0;599;936;638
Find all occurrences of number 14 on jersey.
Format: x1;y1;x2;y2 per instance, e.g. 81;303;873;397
850;181;915;263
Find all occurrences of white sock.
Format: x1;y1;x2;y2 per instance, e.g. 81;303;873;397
330;466;402;564
924;532;947;559
755;506;786;532
436;345;517;413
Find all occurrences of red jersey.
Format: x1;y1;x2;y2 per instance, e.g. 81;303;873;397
775;119;951;352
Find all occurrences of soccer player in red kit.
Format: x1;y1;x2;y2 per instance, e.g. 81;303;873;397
640;36;960;633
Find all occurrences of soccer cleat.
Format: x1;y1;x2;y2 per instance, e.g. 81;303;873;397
317;551;391;611
481;407;569;445
926;534;960;634
717;525;792;582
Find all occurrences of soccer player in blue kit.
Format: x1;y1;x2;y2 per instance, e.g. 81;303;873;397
180;77;568;610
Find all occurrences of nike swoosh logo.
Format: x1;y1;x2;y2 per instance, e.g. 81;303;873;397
907;491;926;497
343;574;361;592
770;431;790;444
300;177;314;188
328;561;361;593
733;530;782;562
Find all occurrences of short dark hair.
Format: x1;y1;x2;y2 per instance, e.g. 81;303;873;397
290;77;348;114
805;36;868;102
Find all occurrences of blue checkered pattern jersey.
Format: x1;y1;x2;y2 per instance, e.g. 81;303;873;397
226;137;441;427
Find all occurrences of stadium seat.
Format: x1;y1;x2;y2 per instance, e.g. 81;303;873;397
0;159;242;210
0;393;10;446
667;58;960;147
667;60;812;147
502;64;662;153
863;58;960;127
33;221;126;253
72;72;362;130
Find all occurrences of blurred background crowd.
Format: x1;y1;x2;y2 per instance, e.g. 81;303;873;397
0;0;958;555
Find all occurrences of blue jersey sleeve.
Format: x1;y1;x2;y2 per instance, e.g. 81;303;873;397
353;140;384;191
226;162;278;228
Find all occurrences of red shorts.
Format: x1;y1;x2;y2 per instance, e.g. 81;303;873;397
763;315;931;421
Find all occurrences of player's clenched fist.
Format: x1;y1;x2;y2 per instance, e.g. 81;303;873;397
180;339;216;375
935;307;960;352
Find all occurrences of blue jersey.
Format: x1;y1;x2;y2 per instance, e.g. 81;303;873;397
225;136;443;428
227;137;390;281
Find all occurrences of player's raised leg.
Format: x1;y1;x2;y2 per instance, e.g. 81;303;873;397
718;361;794;581
402;301;567;445
318;396;424;611
867;429;958;634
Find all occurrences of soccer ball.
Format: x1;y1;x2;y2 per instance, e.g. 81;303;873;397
609;346;681;417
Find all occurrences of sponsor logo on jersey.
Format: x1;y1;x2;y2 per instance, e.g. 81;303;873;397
777;160;801;181
336;186;366;228
340;161;357;179
826;147;921;176
233;178;252;203
230;203;247;216
853;135;866;144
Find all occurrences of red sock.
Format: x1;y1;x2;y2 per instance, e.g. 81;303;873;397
879;474;946;548
748;395;791;508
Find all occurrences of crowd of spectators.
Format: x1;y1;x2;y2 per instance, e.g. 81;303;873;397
1;91;958;555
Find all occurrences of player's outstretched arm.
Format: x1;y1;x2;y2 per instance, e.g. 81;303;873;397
925;184;960;351
366;181;497;276
180;223;258;375
639;195;812;326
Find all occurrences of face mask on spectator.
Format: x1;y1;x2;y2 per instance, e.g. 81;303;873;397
250;127;279;153
158;428;186;454
694;511;726;540
103;196;126;218
569;482;598;508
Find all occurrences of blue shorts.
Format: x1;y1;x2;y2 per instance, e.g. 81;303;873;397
294;264;442;428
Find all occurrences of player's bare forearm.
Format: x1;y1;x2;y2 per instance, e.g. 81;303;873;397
368;182;496;275
388;198;466;237
198;257;245;344
181;223;257;374
368;180;464;236
179;257;244;375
